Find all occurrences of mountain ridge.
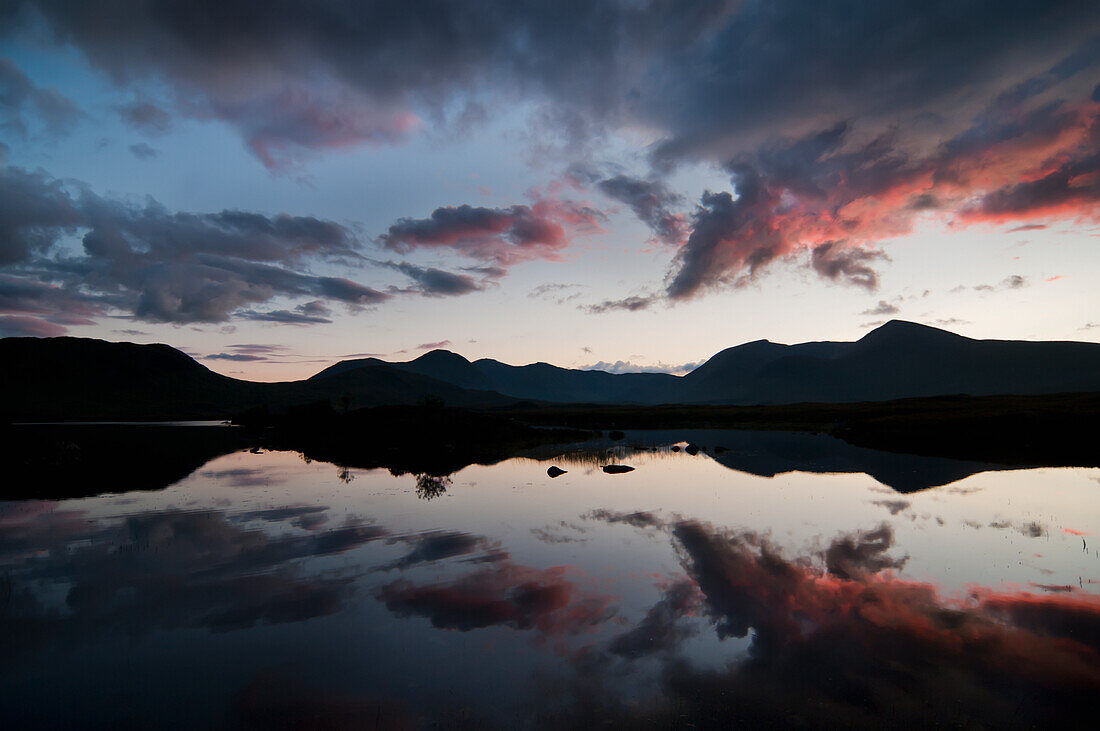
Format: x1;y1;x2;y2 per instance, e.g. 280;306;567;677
3;320;1099;420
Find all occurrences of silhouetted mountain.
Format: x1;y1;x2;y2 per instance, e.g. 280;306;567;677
4;321;1099;421
686;320;1100;403
313;349;496;392
319;320;1100;405
472;359;681;404
0;337;517;422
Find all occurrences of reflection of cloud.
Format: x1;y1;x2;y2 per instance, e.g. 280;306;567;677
871;499;911;515
642;519;1100;726
377;562;616;637
607;580;701;659
585;509;666;530
198;467;281;488
1;507;387;662
381;530;505;571
821;523;908;579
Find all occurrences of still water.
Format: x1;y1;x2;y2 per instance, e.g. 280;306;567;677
2;430;1098;728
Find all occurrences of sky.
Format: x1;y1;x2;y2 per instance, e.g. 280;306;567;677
0;0;1097;381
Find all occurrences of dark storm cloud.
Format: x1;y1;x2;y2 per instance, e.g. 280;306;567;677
596;174;686;244
0;164;397;324
0;56;81;137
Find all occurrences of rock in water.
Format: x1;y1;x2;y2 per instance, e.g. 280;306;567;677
602;464;635;474
685;443;700;455
547;466;567;478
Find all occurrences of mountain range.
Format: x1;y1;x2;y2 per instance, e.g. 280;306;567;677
2;320;1099;421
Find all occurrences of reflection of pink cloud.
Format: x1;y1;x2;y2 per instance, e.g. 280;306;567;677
672;520;1100;701
1064;528;1090;536
378;562;616;638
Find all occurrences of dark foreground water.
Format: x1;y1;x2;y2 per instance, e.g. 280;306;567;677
2;430;1099;728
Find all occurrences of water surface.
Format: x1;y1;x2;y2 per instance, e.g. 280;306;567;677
2;431;1098;727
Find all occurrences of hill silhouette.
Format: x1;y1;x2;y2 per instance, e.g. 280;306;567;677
2;321;1099;422
320;320;1100;405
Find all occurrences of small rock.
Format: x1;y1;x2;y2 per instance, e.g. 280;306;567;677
547;466;567;478
671;445;681;452
685;443;700;455
602;464;635;474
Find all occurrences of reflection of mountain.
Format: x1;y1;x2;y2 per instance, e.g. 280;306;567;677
1;423;249;499
540;429;1017;492
5;320;1100;421
690;429;1014;492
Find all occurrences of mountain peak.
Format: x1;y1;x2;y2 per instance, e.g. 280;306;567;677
410;349;470;365
859;319;965;343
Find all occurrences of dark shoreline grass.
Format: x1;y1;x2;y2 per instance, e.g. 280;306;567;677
3;392;1095;500
499;392;1100;468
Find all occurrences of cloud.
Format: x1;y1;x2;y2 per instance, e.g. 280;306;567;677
204;352;267;362
528;282;583;304
860;300;900;316
128;142;158;159
0;56;81;137
386;261;485;297
964;274;1030;293
0;164;397;324
117;100;172;134
0;314;67;337
239;300;334;324
379;198;601;266
811;244;889;290
596;174;686;244
415;340;451;351
580;295;656;314
5;1;1097;303
579;360;701;375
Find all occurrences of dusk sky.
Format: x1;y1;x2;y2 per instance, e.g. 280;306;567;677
1;1;1097;380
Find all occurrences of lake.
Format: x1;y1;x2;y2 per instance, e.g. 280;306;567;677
2;429;1099;728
